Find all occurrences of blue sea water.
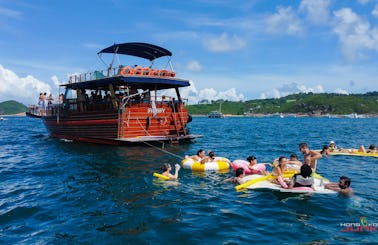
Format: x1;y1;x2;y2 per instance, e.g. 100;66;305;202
0;116;377;244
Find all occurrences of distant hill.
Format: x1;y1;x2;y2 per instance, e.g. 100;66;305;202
0;100;28;115
188;92;378;115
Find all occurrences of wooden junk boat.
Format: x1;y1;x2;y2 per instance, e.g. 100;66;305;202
31;42;201;145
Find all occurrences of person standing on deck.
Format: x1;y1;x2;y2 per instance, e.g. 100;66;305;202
298;142;322;173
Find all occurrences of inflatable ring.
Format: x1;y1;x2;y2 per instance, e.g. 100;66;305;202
182;157;230;171
153;172;170;180
231;159;266;175
119;66;134;76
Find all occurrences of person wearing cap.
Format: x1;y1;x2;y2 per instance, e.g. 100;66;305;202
329;141;337;152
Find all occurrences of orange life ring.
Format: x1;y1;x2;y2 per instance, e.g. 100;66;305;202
149;69;160;76
142;68;151;76
119;66;134;76
134;67;144;75
159;70;169;77
168;71;176;77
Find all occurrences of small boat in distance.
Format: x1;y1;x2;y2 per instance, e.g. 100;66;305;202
27;42;202;145
208;111;224;118
208;102;224;118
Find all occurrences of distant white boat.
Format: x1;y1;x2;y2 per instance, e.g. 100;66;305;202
345;113;359;118
0;117;4;121
208;111;224;118
208;102;224;118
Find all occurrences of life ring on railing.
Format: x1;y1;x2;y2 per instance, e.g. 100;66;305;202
149;69;160;76
119;66;134;76
159;70;170;77
142;68;151;76
168;71;176;77
182;157;230;171
134;67;144;75
231;160;266;175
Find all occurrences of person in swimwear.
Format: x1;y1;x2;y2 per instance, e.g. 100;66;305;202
299;142;322;173
287;153;302;170
190;149;207;162
247;155;267;175
224;167;245;184
320;145;331;156
208;151;216;161
358;144;377;153
288;164;314;189
329;141;337;151
367;144;377;153
325;176;353;195
271;156;290;188
161;163;181;180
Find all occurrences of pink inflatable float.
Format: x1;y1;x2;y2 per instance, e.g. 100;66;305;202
231;159;266;175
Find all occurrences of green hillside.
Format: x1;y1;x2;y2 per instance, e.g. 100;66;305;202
0;100;28;115
187;92;378;115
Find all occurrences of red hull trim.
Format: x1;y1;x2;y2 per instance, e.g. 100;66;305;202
45;119;117;126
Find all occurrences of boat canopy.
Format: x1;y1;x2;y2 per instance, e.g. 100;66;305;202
63;76;190;90
98;42;172;61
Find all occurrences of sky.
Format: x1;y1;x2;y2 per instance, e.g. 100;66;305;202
0;0;378;105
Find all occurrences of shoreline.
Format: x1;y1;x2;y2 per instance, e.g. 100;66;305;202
1;112;378;118
192;113;378;118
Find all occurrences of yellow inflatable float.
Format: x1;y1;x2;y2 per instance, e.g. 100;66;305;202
182;157;230;171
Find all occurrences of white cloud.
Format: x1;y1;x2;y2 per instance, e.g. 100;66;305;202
203;32;246;52
358;0;371;4
333;8;378;61
372;4;378;18
51;75;62;88
299;0;331;25
0;64;51;105
259;82;324;99
82;42;103;50
334;88;349;94
265;6;303;35
186;60;202;72
0;7;22;19
163;81;244;104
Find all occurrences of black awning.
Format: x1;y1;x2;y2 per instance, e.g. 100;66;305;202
98;42;172;61
63;76;190;90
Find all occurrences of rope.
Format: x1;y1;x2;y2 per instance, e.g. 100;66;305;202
142;141;184;160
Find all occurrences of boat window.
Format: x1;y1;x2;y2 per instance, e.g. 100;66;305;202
65;89;77;99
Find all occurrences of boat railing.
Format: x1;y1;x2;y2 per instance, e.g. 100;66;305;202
28;103;63;117
68;65;176;84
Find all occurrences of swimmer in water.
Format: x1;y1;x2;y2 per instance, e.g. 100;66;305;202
325;176;353;195
161;163;181;180
224;168;245;184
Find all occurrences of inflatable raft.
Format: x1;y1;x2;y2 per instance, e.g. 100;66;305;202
182;157;230;171
239;174;336;194
328;151;378;158
231;159;266;174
